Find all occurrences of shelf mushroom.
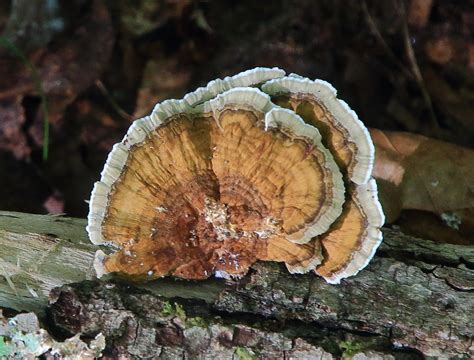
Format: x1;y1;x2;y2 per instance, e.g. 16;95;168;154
88;86;345;280
87;67;384;284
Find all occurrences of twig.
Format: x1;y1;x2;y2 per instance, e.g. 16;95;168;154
362;1;440;133
361;1;414;80
398;0;440;132
95;79;133;122
0;84;34;100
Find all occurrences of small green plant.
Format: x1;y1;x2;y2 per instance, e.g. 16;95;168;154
0;36;50;160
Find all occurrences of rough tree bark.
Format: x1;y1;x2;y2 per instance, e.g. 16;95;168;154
0;211;473;358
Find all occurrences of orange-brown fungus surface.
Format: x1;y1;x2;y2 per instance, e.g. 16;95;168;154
272;95;358;179
101;107;334;279
271;94;380;282
315;194;367;279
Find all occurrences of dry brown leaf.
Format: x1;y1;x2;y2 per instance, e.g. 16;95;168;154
397;210;473;245
371;128;474;223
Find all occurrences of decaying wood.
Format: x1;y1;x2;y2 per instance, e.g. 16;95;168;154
0;211;96;314
0;211;473;358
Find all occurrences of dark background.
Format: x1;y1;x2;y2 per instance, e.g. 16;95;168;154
0;0;473;218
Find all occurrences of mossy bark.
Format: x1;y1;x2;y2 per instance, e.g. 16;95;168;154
0;211;473;358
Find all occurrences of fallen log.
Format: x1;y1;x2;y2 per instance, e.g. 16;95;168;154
0;211;473;358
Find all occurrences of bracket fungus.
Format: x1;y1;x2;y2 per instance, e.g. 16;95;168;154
88;68;384;284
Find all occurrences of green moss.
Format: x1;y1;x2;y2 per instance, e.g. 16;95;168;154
185;316;208;328
339;340;366;357
161;301;209;328
174;303;186;320
234;346;256;360
161;301;180;316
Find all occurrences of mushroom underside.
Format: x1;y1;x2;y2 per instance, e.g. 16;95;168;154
100;108;339;279
88;68;384;283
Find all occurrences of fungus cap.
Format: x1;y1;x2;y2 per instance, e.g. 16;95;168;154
87;86;345;280
262;76;374;185
315;179;385;284
260;75;383;283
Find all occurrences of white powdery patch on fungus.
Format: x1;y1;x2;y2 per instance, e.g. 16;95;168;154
203;198;236;241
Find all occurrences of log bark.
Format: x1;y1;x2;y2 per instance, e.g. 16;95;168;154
0;211;473;358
